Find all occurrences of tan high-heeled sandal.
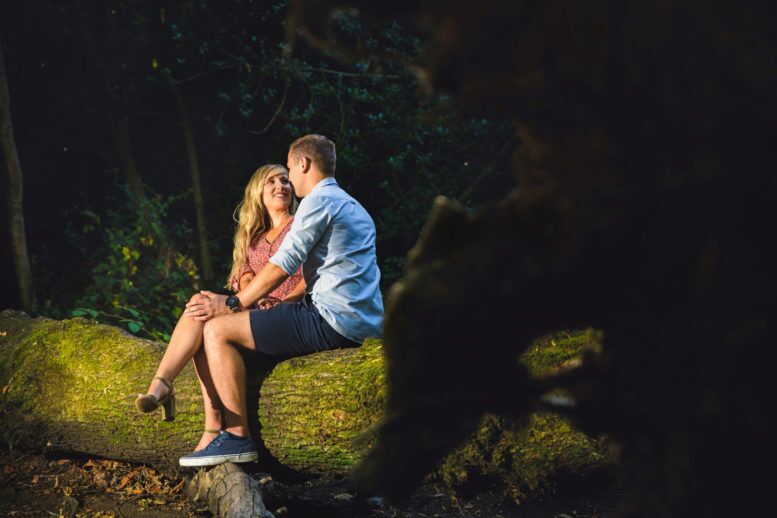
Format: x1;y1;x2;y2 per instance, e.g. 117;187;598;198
135;376;175;421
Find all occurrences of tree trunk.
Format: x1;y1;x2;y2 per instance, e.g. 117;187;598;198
86;5;144;199
0;310;611;501
170;83;214;281
107;111;145;199
0;38;34;313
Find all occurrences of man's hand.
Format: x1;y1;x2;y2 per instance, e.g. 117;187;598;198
185;291;229;322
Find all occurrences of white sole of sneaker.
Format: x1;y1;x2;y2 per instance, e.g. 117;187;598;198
179;451;258;467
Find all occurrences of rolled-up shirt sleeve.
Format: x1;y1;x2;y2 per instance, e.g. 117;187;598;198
269;197;331;275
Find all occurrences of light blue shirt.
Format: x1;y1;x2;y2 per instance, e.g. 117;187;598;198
270;177;383;342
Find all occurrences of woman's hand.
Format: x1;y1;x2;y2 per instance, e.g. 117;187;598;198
185;291;229;321
256;296;282;310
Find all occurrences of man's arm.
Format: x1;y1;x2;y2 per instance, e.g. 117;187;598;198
186;263;288;321
186;194;327;321
236;262;288;308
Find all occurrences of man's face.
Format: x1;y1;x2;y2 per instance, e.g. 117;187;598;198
287;151;304;195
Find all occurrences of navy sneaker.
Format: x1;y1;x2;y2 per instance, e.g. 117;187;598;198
179;431;258;467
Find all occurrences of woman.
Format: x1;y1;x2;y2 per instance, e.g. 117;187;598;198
135;164;304;452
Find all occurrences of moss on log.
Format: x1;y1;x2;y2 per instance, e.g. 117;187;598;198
0;310;611;498
0;310;210;470
258;340;386;472
437;330;613;503
0;310;385;475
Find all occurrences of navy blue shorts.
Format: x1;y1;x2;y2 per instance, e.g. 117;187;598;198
248;296;360;358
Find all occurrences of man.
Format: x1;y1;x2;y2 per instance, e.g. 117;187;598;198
179;134;383;466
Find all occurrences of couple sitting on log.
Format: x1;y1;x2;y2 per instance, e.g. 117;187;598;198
134;134;384;467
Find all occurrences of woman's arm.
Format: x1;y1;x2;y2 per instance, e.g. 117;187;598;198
238;271;255;291
256;276;306;309
282;277;307;302
189;263;287;321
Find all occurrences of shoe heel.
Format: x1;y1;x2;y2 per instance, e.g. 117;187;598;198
161;394;176;421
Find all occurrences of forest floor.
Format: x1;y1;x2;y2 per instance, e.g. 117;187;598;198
0;450;618;517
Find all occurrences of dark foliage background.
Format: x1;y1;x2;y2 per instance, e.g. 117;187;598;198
0;0;515;337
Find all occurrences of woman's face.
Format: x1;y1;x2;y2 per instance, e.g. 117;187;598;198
262;173;293;212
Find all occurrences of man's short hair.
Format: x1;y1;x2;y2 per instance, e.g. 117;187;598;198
289;134;336;176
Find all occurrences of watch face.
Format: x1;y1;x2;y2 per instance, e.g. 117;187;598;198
226;295;240;310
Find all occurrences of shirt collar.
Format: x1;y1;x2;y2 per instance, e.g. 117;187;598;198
310;176;337;194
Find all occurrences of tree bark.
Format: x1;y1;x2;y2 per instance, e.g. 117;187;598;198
170;82;214;281
0;38;34;312
187;462;274;518
0;310;611;501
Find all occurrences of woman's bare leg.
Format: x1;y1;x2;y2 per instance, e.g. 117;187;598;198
141;295;229;449
192;347;224;450
144;307;206;400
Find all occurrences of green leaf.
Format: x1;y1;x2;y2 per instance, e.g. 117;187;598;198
82;210;101;223
71;309;87;317
127;321;143;333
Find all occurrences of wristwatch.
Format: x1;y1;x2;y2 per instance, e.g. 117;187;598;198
225;295;242;312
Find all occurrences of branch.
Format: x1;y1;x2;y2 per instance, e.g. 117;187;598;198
302;65;399;79
258;80;289;134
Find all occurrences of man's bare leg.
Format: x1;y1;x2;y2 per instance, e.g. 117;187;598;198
192;347;223;450
202;311;256;438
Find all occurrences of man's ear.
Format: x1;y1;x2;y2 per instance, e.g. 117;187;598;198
301;156;312;173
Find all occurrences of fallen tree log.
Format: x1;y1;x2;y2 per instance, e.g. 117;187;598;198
0;309;612;501
0;309;385;475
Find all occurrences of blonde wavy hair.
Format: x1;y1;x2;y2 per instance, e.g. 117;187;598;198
225;164;295;288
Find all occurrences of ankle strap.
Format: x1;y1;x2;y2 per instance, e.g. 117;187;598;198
204;428;221;434
154;376;173;391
